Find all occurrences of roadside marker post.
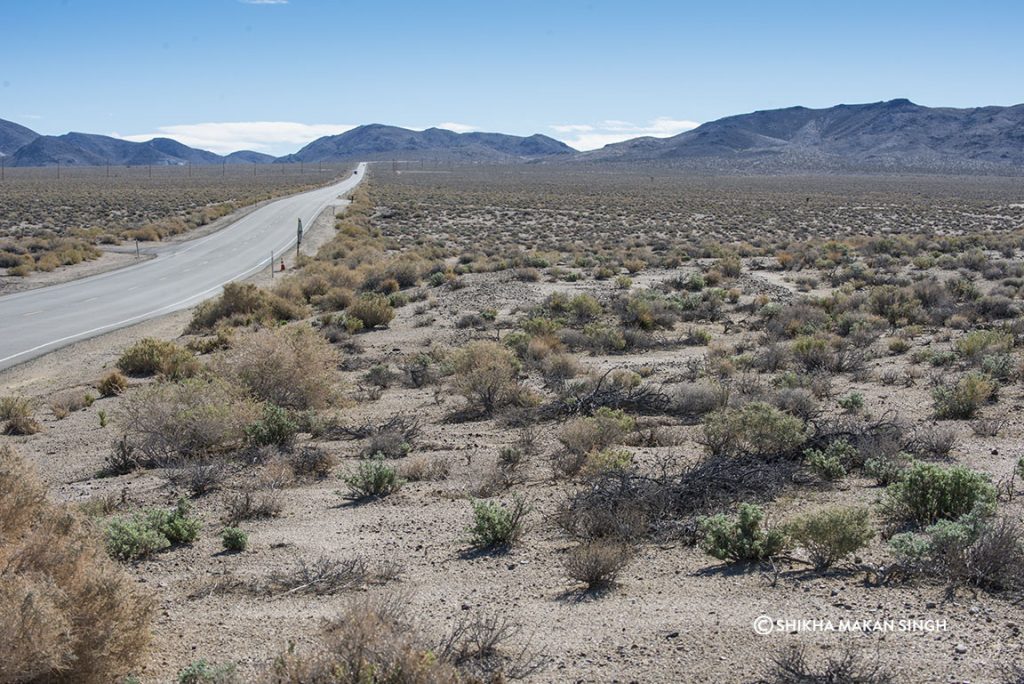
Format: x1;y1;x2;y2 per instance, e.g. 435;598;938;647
296;218;303;260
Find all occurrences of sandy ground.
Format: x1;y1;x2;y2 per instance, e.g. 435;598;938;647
3;174;1024;682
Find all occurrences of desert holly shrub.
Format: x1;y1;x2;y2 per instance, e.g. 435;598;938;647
670;382;725;421
563;540;635;590
451;341;531;416
98;370;129;397
467;495;530;550
116;338;200;379
119;378;258;465
346;292;395;329
216;325;338;410
342;459;404;501
883;461;996;527
0;395;41;435
698;503;788;563
221;527;248;553
105;498;201;561
785;507;875;570
246;403;299;447
287;446;336;480
0;445;154;683
932;373;996;420
700;402;807;459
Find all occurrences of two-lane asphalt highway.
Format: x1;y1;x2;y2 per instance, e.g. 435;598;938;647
0;163;366;371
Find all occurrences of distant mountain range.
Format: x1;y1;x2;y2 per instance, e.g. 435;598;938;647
578;99;1024;172
3;100;1023;173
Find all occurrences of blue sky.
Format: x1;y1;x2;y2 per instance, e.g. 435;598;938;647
1;0;1022;154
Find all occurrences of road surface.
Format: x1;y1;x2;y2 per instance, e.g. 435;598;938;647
0;163;366;371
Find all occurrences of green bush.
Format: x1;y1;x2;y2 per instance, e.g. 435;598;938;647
467;495;530;550
106;498;201;561
342;459;404;501
701;402;807;459
786;507;875;570
890;512;1023;592
932;373;996;419
177;659;238;684
116;338;199;379
699;503;788;563
837;392;864;413
245;403;298;447
884;461;996;527
955;330;1013;362
347;292;395;329
188;281;307;331
221;527;248;553
803;439;858;481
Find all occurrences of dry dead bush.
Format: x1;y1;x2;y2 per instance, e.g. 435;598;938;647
399;455;451;482
260;593;462;683
215;325;339;410
0;445;154;683
0;395;41;435
119;377;259;465
563;540;636;590
763;644;893;684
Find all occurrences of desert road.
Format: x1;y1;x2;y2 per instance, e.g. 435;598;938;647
0;163;366;371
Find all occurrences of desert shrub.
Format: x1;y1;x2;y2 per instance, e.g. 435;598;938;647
883;461;996;527
223;487;283;524
119;378;258;465
864;451;912;486
177;659;239;684
259;594;464;683
167;460;229;497
563;540;635;590
49;390;94;419
105;498;201;561
765;644;893;684
790;335;832;372
770;387;820;421
670;382;724;421
287;446;336;480
342;459;404;501
932;373;996;419
188;282;307;331
802;439;858;481
451;341;530;416
908;423;958;458
347;292;395;329
221;527;248;553
399;455;451;482
98;370;129;397
467;496;530;550
955;329;1013;362
116;338;199;379
785;507;874;570
0;395;41;435
557;407;634;460
0;445;154;683
217;325;338;410
246;403;299;447
890;513;1024;592
837;392;864;413
698;503;787;563
700;402;807;459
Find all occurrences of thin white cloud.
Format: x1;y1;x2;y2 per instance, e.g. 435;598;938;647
114;121;356;155
239;0;288;4
434;122;477;134
550;117;700;151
